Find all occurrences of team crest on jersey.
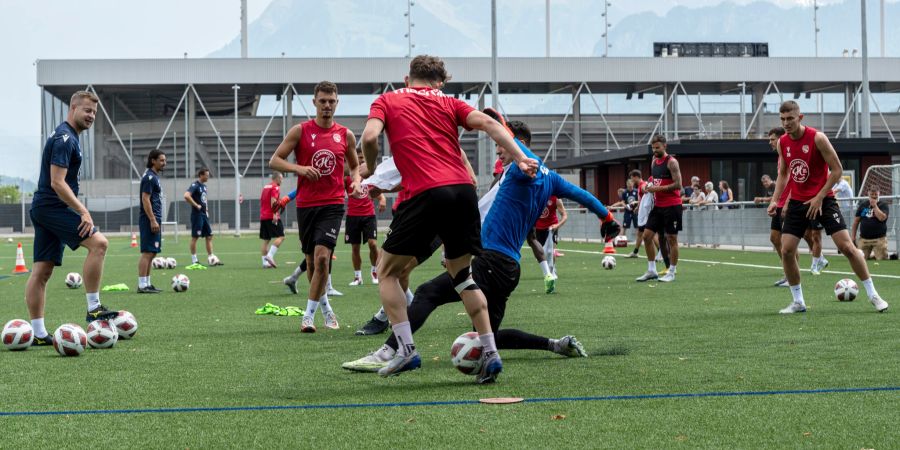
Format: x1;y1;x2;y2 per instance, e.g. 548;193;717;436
354;184;369;198
312;149;337;176
540;207;550;219
801;145;810;154
789;159;809;183
333;133;341;143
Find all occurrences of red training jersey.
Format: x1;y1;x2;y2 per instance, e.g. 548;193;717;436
493;158;504;176
294;120;348;208
650;155;683;207
368;86;475;199
779;126;833;203
259;182;280;221
535;196;559;230
345;176;375;217
775;159;790;208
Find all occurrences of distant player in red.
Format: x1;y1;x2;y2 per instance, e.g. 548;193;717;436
345;149;386;286
768;100;888;314
259;172;285;268
270;80;361;332
361;55;538;382
533;195;567;294
636;135;683;283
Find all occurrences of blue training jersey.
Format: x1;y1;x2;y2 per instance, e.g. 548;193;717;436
481;140;609;262
187;181;208;215
140;169;163;220
32;122;82;209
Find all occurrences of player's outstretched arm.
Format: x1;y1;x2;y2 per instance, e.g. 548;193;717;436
551;171;617;235
361;118;384;177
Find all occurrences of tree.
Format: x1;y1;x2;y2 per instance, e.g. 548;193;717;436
0;185;21;204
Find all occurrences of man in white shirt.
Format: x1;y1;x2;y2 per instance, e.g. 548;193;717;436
832;178;854;210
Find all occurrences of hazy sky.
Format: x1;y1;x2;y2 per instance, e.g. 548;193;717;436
0;0;860;180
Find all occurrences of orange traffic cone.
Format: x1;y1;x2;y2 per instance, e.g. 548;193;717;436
130;233;138;248
13;242;29;274
602;240;616;254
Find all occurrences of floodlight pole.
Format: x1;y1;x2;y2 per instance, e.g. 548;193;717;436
233;84;241;235
240;0;248;58
491;0;498;109
545;0;550;57
861;0;872;138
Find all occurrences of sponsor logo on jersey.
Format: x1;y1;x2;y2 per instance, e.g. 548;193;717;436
789;159;809;183
312;150;337;176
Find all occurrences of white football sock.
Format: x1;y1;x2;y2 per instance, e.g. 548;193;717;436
371;266;377;274
374;307;388;322
305;299;319;317
479;332;498;354
374;344;396;361
539;260;551;276
267;245;278;259
138;276;148;288
669;264;677;274
191;254;198;264
262;256;268;266
354;270;362;279
647;261;657;273
790;284;805;305
291;264;305;279
327;275;334;290
31;318;47;338
86;292;101;310
392;321;415;357
861;278;878;298
319;295;333;315
405;288;414;305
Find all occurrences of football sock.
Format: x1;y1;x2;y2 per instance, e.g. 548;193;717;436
31;318;48;338
669;264;677;274
290;264;305;280
319;295;333;315
392;321;415;357
305;299;319;317
405;288;414;305
479;332;498;354
374;308;388;322
138;276;148;288
354;270;362;279
539;260;551;276
327;275;334;290
86;292;101;310
267;245;278;259
647;261;657;273
371;266;377;275
631;247;639;254
191;254;198;264
261;256;268;266
790;284;805;305
374;344;396;361
861;278;878;298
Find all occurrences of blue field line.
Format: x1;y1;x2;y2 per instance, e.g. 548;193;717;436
1;386;896;417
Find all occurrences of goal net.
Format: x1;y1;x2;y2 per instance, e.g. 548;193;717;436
859;164;900;197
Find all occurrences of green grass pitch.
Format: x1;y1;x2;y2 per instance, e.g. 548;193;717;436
0;236;898;448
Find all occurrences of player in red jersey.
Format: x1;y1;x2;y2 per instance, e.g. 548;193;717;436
361;55;538;383
534;195;567;294
768;101;888;314
345;149;386;286
270;81;362;332
259;172;285;268
636;135;683;283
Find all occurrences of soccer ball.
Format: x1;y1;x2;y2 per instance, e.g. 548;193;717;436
834;278;859;302
152;257;167;269
601;255;617;270
111;311;138;339
2;319;33;351
172;274;190;292
613;235;629;248
65;272;83;289
53;323;88;357
86;320;119;349
165;257;178;269
450;331;483;375
207;254;220;266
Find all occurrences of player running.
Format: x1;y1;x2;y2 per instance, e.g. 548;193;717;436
635;135;683;283
259;172;286;268
184;168;220;267
137;150;167;294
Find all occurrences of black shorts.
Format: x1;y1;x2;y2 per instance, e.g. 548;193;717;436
770;207;783;231
781;197;846;238
622;211;638;229
382;184;481;260
344;215;377;245
296;204;344;255
259;219;285;240
644;205;683;235
139;215;162;254
30;205;95;266
534;228;558;247
191;213;213;238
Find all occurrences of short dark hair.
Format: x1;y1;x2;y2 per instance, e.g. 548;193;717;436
70;90;99;106
629;169;642;178
507;120;531;146
408;55;451;83
197;168;210;177
650;135;667;145
779;100;800;114
147;150;165;168
767;127;785;137
314;81;338;97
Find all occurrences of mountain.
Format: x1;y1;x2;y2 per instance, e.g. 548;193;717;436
0;175;36;192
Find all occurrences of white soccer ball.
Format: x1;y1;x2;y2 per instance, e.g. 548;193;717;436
207;254;220;266
152;257;167;269
53;323;88;357
2;319;34;351
613;235;629;248
65;272;83;289
165;257;178;269
450;331;484;375
111;311;138;339
601;255;617;270
86;320;119;349
172;274;190;292
834;278;859;302
6;237;12;243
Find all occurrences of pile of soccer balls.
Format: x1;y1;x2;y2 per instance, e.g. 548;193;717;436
2;311;138;357
152;257;178;270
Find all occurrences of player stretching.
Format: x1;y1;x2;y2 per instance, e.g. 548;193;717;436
137;150;167;294
768;101;888;314
259;172;285;268
361;55;538;382
636;135;683;283
184;168;219;266
26;91;119;345
346;149;386;286
270;81;361;332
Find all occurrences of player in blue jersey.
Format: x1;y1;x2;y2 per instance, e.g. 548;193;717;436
342;115;620;381
137;150;167;294
25;91;119;345
184;168;220;266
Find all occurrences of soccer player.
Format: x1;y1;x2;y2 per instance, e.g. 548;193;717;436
259;172;285;268
360;55;538;381
343;118;618;377
184;168;219;266
270;80;360;333
25;91;119;345
768;100;888;314
345;150;386;286
636;135;683;282
625;170;648;258
534;196;567;293
137;150;167;294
